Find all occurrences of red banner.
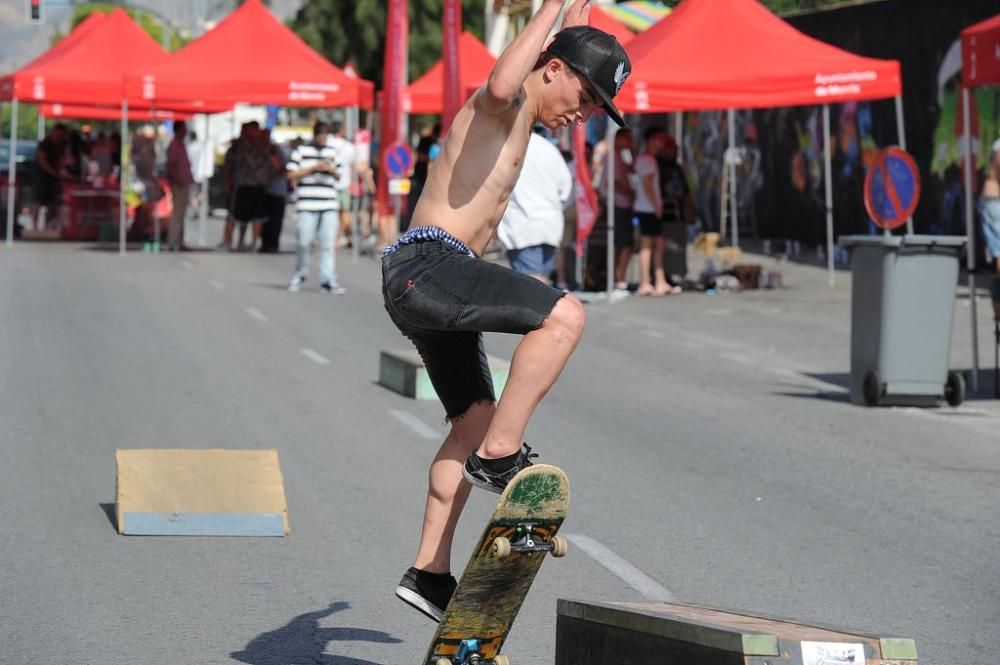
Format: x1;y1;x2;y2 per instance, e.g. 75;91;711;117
573;124;599;257
442;0;463;132
378;0;408;216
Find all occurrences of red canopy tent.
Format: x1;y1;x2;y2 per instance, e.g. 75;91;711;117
617;0;900;112
124;0;373;110
39;103;194;122
403;32;496;115
959;12;1000;387
2;9;177;107
2;9;225;247
589;5;635;46
6;11;106;74
599;0;903;289
962;13;1000;88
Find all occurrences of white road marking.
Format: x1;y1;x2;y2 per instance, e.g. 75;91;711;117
300;348;330;365
181;260;195;270
388;410;440;440
643;329;667;339
209;280;225;290
564;533;674;602
244;307;268;322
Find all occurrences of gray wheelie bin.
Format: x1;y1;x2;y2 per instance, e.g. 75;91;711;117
840;235;967;407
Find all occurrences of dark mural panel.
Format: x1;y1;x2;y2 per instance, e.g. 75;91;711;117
682;0;998;251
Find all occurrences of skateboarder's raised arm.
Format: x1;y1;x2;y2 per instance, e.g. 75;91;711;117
479;0;591;115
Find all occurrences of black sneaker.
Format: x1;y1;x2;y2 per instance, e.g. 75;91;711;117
462;443;538;494
395;567;457;622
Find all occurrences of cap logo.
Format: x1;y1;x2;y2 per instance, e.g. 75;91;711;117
614;61;630;95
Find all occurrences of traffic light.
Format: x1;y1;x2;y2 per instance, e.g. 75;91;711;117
28;0;43;24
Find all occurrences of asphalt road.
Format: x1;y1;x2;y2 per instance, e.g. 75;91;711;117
1;232;997;665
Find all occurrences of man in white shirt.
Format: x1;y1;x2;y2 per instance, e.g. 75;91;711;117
287;121;345;294
633;126;676;296
327;121;357;248
498;129;573;282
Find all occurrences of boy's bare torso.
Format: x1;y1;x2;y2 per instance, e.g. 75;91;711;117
409;91;536;256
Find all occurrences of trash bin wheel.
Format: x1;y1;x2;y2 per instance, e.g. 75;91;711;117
945;371;965;407
862;370;883;407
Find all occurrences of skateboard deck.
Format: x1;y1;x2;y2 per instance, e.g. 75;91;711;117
423;464;570;665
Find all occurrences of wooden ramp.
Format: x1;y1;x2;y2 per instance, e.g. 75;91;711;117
115;449;289;537
556;600;918;665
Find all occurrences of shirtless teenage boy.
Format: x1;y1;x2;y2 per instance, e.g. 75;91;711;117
382;0;631;621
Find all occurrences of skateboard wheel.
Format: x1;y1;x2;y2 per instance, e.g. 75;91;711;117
435;659;451;665
492;536;511;558
493;656;510;665
551;535;568;558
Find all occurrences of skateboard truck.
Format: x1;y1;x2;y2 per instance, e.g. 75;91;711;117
491;523;568;558
434;640;510;665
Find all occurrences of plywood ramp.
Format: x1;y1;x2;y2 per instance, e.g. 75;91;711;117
115;449;289;536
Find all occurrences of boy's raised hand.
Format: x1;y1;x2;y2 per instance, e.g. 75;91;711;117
562;0;592;29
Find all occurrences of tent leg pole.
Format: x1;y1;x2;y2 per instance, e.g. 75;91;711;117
120;99;128;256
823;105;835;287
606;116;615;299
199;116;209;248
350;105;360;264
37;111;45;141
962;86;979;393
6;99;18;247
894;94;914;235
728;108;738;248
674;112;683;164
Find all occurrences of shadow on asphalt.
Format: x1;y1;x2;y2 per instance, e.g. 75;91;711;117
250;282;297;291
775;369;1000;403
231;601;402;665
98;503;118;531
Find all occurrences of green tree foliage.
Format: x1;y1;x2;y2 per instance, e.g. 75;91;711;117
64;3;186;51
288;0;486;87
1;103;41;141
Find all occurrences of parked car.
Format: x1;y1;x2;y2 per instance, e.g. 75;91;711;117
0;139;38;235
0;138;38;178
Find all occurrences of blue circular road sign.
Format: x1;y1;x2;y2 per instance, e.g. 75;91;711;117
383;142;414;179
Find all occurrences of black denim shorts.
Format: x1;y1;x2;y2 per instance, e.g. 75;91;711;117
382;239;565;420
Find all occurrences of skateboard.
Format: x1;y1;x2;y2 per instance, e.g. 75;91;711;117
423;463;570;665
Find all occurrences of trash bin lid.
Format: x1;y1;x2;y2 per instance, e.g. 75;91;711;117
839;234;967;249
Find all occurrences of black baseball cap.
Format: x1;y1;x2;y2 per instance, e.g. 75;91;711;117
546;26;632;127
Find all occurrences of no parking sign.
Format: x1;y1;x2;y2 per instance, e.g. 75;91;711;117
382;142;414;179
864;147;920;230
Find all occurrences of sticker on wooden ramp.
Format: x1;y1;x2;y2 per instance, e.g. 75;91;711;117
115;449;289;537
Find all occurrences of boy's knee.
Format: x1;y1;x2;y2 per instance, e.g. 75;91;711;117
546;295;585;343
449;400;495;440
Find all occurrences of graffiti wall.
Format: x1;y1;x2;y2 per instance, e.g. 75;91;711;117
776;0;999;247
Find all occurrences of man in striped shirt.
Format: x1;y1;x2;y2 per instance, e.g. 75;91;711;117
287;121;345;294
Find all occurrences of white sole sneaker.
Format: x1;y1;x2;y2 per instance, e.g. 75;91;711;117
394;585;444;622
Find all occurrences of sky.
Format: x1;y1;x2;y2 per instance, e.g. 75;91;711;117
0;0;304;74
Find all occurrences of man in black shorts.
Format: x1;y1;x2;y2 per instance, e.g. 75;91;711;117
33;123;68;231
384;0;630;622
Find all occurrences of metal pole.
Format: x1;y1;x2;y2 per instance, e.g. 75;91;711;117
962;86;980;391
823;105;835;287
606;116;615;298
6;99;19;247
198;115;209;247
120;99;128;255
349;105;359;263
37;111;44;141
674;112;683;164
894;94;914;235
727;108;738;248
